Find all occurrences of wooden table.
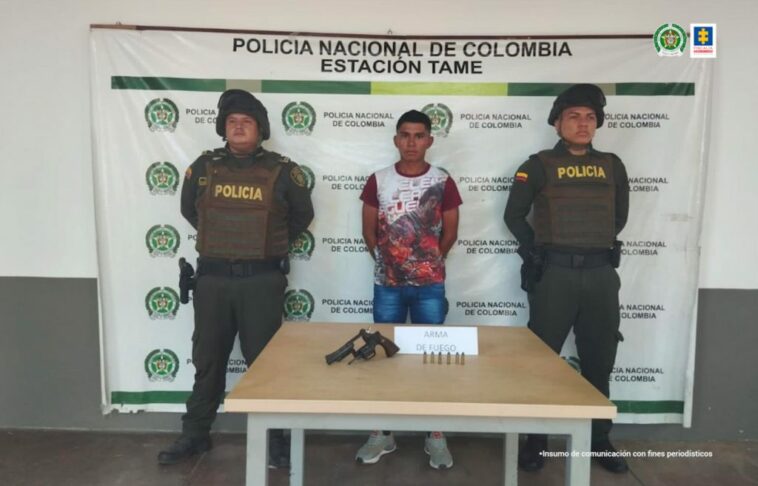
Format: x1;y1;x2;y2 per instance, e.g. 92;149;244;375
225;322;615;486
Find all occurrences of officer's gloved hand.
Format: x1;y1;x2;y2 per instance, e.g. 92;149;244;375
517;246;544;293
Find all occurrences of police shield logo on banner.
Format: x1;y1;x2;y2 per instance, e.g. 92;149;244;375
145;349;180;382
146;161;180;195
145;98;179;132
653;23;687;57
145;287;181;320
282;101;316;135
422;103;453;137
283;289;315;321
289;230;316;260
146;224;180;258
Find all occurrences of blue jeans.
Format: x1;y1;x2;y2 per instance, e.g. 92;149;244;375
373;283;447;324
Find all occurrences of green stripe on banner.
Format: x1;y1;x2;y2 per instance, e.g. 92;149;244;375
372;82;507;96
261;80;370;95
507;82;693;96
110;391;684;414
226;80;263;92
616;82;695;96
111;76;226;92
614;400;684;414
111;78;695;97
508;83;576;96
111;391;192;404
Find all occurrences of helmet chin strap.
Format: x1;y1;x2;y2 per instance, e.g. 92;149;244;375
227;136;263;156
559;137;591;155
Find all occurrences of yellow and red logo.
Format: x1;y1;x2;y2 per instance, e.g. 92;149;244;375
515;171;529;183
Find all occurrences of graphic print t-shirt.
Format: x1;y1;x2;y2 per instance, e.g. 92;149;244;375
360;163;462;286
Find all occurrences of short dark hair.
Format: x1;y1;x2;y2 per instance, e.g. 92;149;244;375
396;110;432;132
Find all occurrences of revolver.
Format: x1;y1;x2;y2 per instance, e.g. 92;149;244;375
325;328;400;365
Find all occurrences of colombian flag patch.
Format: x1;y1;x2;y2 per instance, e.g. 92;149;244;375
515;171;528;182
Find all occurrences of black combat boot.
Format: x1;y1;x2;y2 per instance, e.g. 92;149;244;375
268;429;291;469
157;435;212;465
518;434;547;471
591;440;629;473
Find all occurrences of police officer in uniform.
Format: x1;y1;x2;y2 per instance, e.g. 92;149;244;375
504;84;630;474
158;89;314;467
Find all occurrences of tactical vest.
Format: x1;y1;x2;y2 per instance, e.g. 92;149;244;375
196;156;289;260
533;150;615;248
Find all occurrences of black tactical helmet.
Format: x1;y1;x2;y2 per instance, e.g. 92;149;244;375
548;84;606;128
216;89;270;140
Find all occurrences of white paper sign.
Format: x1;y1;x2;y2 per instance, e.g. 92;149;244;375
394;326;479;355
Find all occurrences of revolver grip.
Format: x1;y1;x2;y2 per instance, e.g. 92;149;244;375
379;338;400;358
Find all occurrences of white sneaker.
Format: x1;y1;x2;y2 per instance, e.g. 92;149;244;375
424;432;453;469
355;431;397;464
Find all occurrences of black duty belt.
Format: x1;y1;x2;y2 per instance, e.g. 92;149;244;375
545;250;611;269
197;258;280;277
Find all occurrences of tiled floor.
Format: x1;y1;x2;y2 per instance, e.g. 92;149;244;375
0;430;755;486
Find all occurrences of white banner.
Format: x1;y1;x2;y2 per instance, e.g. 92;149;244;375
91;27;711;424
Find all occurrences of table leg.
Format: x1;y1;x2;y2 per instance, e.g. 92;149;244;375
565;422;591;486
289;428;305;486
504;432;518;486
246;416;268;486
